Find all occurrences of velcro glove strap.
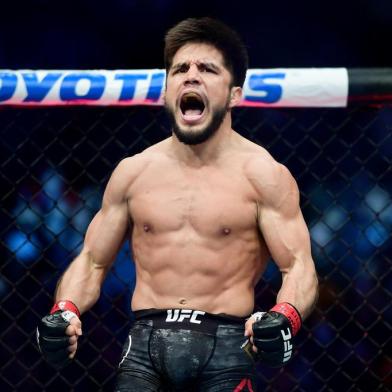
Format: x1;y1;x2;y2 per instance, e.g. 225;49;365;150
50;300;80;318
270;302;302;336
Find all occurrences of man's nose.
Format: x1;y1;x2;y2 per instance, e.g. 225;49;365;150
184;64;201;85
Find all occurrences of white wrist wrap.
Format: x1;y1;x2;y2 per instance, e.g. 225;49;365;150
61;310;78;322
251;311;266;322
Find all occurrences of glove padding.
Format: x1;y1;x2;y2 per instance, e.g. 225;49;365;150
37;311;72;367
252;311;294;367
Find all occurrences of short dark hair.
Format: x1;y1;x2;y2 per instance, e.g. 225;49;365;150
164;17;249;87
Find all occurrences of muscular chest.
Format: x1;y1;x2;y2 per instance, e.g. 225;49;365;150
129;167;256;235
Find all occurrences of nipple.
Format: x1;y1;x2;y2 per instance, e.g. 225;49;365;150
223;228;231;235
143;224;150;232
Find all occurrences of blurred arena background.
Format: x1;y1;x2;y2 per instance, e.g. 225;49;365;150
1;1;391;391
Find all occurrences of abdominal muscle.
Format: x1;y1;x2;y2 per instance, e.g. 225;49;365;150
130;227;269;317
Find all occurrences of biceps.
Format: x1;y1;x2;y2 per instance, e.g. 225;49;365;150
259;208;311;272
83;203;129;267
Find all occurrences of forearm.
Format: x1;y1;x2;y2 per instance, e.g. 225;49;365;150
55;250;108;314
276;257;318;320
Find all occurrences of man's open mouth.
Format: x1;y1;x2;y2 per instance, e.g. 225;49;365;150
180;92;206;122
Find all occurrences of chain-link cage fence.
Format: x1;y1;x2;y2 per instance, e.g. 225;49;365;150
1;104;391;391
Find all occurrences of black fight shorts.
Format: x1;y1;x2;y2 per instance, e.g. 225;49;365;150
115;309;256;391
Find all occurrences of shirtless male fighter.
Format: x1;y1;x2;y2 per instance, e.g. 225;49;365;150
37;17;318;391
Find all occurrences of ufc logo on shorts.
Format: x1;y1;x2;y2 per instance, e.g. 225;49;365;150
166;309;205;324
281;328;293;362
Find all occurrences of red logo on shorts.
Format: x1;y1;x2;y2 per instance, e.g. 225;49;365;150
234;378;254;392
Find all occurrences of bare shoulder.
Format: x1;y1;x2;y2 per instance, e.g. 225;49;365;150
111;153;150;185
114;138;170;180
104;140;170;203
242;141;299;210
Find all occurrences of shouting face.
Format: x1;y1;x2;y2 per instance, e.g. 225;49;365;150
165;43;239;145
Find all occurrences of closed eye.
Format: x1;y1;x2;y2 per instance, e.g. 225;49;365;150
171;64;189;75
199;64;218;73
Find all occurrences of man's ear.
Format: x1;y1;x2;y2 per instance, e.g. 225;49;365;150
228;86;242;108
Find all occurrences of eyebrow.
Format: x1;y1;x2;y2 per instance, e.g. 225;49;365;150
170;61;222;73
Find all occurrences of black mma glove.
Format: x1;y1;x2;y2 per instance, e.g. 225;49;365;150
36;300;80;367
252;302;302;367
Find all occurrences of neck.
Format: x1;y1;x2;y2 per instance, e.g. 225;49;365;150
171;114;234;166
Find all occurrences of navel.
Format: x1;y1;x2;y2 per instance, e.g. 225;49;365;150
179;298;187;305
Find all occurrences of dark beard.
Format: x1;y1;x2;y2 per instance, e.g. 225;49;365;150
165;104;228;146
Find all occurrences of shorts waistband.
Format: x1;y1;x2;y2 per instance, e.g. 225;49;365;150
134;308;247;334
